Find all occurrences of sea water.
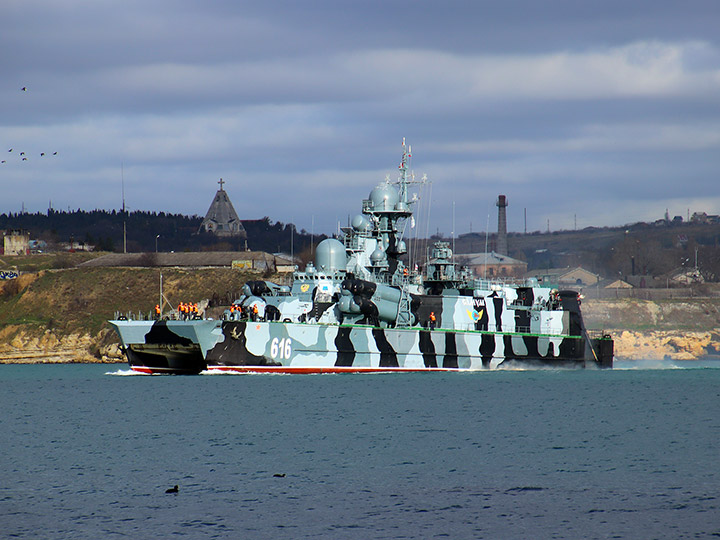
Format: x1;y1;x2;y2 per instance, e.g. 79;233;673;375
1;362;718;539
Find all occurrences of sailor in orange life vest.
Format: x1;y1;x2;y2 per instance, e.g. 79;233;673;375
252;303;259;321
429;311;436;330
154;304;161;318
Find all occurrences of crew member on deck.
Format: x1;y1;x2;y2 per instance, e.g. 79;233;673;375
429;311;436;330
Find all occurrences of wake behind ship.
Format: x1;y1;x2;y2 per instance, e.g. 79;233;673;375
110;141;613;374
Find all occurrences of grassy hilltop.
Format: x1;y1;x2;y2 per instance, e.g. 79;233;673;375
0;253;261;362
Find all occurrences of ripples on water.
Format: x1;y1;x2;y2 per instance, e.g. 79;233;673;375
1;362;719;539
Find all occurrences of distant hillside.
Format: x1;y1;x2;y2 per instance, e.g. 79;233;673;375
3;209;720;282
0;263;268;363
0;210;325;256
454;221;720;281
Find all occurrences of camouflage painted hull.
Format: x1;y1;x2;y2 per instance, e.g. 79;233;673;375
109;319;222;374
204;320;613;373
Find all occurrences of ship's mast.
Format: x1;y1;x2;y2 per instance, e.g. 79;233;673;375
398;137;411;207
349;140;426;282
391;138;428;252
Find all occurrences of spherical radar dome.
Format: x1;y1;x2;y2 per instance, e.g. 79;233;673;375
351;214;371;232
315;238;347;272
370;246;386;263
369;184;399;211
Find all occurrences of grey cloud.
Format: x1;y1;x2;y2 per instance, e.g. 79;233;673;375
1;0;719;239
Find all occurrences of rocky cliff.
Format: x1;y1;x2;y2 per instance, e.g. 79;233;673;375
609;330;720;361
583;298;720;360
0;326;123;364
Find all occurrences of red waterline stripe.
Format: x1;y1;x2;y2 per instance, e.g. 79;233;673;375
130;366;193;374
206;365;458;374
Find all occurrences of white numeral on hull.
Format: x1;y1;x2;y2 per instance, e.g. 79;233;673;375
270;337;292;360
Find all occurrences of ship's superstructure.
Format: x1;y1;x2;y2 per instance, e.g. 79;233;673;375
110;141;613;374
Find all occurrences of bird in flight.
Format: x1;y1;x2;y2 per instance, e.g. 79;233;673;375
21;87;27;91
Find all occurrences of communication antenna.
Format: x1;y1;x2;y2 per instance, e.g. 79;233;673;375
423;178;433;268
452;200;456;266
484;211;490;279
121;163;127;253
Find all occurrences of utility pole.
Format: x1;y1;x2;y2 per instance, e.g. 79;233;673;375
122;163;127;253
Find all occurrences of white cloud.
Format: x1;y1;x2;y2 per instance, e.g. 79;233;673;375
23;40;720;119
368;40;720;102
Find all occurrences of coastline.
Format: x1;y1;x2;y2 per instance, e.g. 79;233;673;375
3;268;720;364
0;327;124;364
2;326;719;365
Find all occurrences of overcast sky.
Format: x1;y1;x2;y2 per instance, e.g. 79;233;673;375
2;0;719;237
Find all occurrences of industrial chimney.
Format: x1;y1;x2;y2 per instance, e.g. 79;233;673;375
496;195;508;255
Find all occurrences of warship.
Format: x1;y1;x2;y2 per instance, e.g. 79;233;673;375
110;141;613;374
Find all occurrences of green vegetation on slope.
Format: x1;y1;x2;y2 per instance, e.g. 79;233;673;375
0;266;257;338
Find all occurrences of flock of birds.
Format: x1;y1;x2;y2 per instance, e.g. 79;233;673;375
2;148;58;164
1;86;59;165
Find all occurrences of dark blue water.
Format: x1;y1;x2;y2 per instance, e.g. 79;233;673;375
1;363;719;539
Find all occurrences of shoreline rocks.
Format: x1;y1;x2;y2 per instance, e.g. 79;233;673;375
0;327;125;364
609;330;720;361
583;298;720;361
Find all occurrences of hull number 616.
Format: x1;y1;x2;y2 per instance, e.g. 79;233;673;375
270;337;292;360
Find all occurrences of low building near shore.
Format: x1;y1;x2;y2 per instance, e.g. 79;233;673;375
459;251;528;278
598;278;633;289
527;266;601;287
2;230;30;256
